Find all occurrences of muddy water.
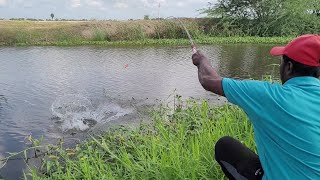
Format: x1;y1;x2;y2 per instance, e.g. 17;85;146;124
0;44;280;179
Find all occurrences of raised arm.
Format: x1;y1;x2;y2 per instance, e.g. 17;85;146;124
192;51;224;96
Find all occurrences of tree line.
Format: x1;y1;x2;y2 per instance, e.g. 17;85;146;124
201;0;320;36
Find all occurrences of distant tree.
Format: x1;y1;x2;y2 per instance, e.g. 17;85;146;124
201;0;320;36
144;15;150;20
50;13;54;20
310;0;320;16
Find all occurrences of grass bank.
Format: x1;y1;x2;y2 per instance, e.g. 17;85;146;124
0;20;292;46
26;100;255;179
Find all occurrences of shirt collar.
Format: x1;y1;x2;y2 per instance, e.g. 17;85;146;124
284;76;320;86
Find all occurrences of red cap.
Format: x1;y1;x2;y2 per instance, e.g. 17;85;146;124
270;34;320;67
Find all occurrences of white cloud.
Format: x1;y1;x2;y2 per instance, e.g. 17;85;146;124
185;0;208;3
177;2;185;7
13;0;33;8
70;0;81;8
140;0;167;8
177;0;208;7
113;2;128;9
86;0;102;7
0;0;7;6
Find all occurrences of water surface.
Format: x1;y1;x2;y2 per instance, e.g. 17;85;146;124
0;44;280;179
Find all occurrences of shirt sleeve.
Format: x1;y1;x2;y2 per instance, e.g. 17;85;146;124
222;78;277;123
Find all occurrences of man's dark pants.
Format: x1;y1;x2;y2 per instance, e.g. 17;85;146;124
215;136;264;180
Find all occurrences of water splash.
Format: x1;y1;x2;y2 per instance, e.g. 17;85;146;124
51;94;133;132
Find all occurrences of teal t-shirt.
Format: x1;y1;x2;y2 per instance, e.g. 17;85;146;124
222;77;320;180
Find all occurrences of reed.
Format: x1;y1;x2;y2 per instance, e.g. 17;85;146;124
0;20;292;46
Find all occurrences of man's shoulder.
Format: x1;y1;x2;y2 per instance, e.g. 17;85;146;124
221;78;282;108
222;78;282;91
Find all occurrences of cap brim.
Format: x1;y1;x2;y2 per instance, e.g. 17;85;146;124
270;47;285;56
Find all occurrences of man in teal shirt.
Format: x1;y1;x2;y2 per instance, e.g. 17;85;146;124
192;34;320;179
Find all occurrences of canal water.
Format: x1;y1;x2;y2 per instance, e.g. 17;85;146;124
0;44;280;179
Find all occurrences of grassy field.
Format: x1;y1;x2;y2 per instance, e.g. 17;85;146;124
0;20;293;46
25;100;255;179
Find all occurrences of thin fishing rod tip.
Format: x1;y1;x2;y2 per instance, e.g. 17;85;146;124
192;46;197;54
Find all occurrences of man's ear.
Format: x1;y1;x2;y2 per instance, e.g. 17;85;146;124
286;61;294;76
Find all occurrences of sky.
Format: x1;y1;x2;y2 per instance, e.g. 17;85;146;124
0;0;213;20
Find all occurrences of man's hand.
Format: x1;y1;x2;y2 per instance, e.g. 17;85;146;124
192;51;210;67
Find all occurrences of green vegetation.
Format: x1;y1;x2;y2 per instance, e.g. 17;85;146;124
1;1;319;46
11;37;293;47
201;0;320;36
24;100;255;179
0;20;294;47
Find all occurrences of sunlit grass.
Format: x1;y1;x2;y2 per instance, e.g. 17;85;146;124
0;20;292;46
26;100;256;179
10;37;292;47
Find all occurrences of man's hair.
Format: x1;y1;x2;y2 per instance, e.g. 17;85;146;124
283;55;320;78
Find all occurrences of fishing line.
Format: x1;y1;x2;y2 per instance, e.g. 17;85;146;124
166;16;197;54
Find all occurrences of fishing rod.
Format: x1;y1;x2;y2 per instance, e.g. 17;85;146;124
166;17;197;54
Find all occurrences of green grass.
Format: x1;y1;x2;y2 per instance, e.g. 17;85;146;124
26;100;256;180
0;20;293;47
12;36;292;47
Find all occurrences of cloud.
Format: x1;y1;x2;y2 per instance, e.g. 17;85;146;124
13;0;34;8
86;0;102;7
68;0;106;11
176;0;208;7
113;2;129;9
177;2;185;7
0;0;6;6
70;0;81;8
185;0;208;3
140;0;167;8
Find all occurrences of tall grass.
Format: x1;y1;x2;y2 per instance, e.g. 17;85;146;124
27;100;255;179
0;20;292;46
92;28;107;41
